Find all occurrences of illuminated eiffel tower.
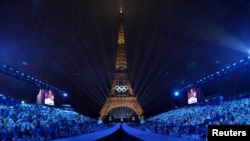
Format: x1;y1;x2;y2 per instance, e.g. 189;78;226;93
99;9;143;121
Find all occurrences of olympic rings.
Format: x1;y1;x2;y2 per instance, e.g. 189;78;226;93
115;85;128;92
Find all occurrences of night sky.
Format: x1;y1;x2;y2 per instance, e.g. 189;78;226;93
0;0;250;118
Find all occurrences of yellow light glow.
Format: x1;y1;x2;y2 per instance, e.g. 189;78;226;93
120;6;123;13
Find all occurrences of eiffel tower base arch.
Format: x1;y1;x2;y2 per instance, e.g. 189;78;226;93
99;96;143;123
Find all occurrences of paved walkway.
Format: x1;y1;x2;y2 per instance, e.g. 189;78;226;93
52;123;197;141
122;123;196;141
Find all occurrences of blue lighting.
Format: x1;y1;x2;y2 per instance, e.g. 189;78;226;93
174;91;179;96
182;57;249;91
63;93;68;97
22;61;28;66
0;63;66;98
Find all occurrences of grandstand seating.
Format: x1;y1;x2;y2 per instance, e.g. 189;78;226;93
0;93;249;140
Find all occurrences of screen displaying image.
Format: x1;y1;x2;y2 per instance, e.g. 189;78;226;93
188;88;198;104
44;90;55;106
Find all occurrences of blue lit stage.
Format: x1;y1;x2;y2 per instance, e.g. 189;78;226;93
52;123;196;141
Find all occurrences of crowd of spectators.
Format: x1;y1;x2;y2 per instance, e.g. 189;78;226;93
0;94;113;141
1;92;250;141
130;93;250;141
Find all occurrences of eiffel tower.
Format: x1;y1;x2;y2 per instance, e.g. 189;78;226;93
99;9;143;121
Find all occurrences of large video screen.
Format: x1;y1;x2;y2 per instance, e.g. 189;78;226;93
44;90;55;106
188;88;198;104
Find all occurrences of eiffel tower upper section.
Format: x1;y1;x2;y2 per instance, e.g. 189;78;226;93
109;9;135;97
116;8;127;72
